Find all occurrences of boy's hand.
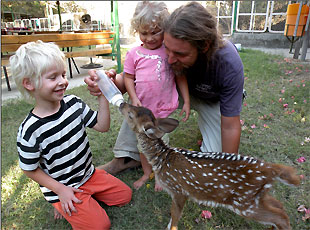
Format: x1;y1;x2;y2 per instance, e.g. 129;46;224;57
85;69;118;96
57;185;83;216
179;103;190;122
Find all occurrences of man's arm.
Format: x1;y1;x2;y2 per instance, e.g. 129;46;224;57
221;115;241;153
175;75;190;121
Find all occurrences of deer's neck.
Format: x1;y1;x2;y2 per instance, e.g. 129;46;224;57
136;133;170;172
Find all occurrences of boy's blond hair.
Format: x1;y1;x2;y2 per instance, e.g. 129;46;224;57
130;1;169;35
9;40;66;99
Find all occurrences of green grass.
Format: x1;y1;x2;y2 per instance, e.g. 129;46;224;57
1;49;310;229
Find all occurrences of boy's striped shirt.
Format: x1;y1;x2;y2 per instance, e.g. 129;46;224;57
17;95;97;203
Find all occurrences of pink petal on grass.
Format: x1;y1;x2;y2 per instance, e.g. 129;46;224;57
299;174;305;180
297;157;306;163
201;210;212;219
302;209;310;221
251;124;256;129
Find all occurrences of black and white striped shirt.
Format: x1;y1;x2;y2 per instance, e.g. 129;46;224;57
17;95;97;203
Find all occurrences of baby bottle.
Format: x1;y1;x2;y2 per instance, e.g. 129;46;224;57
96;70;124;107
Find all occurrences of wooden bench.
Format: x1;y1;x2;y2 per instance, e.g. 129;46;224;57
1;31;121;91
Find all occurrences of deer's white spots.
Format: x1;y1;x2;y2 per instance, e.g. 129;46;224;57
264;184;272;189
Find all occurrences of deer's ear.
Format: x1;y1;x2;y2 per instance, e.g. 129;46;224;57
157;118;179;133
143;126;165;139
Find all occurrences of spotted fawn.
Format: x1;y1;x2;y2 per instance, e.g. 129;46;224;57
119;102;300;230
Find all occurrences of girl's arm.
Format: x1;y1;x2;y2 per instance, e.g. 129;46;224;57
124;73;142;106
176;75;190;121
23;168;83;216
92;95;110;132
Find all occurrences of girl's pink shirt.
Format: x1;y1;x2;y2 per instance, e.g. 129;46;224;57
124;44;179;118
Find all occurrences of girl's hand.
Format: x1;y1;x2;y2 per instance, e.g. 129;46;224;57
105;69;117;82
179;103;190;122
57;185;83;216
132;98;142;107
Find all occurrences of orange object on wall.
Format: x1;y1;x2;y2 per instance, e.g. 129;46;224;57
284;3;309;37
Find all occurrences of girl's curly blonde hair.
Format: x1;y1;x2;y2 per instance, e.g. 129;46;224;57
130;1;169;35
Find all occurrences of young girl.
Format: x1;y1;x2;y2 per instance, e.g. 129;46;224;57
123;1;190;191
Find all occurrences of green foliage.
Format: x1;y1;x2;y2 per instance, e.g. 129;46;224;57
1;1;46;19
1;49;310;229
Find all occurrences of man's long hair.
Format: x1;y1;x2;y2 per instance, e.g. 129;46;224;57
163;2;224;61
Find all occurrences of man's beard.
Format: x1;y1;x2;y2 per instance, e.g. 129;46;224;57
171;62;188;76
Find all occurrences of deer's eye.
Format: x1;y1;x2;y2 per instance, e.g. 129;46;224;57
128;112;134;120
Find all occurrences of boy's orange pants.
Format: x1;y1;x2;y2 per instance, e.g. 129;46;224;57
52;169;132;230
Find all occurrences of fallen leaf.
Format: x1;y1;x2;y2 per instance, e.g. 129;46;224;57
302;209;310;221
297;205;306;212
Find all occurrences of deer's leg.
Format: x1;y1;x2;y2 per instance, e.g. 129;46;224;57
167;194;188;230
247;194;291;230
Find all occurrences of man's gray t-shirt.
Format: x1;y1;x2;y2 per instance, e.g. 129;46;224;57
186;40;244;117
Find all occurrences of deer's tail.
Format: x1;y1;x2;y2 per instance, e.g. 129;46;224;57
273;164;300;186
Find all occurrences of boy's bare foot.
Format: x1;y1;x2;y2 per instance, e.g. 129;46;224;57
54;208;64;220
97;157;141;175
133;174;149;190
